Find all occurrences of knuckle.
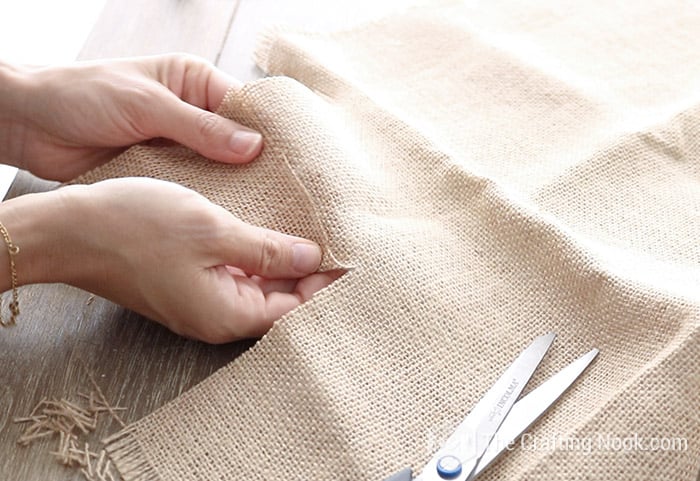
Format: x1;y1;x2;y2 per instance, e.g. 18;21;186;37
197;310;259;344
123;86;158;135
196;111;221;138
256;234;285;275
199;205;224;228
198;329;229;345
176;306;238;345
167;52;213;78
166;52;199;67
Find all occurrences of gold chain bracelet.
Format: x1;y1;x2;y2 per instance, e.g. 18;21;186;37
0;221;19;327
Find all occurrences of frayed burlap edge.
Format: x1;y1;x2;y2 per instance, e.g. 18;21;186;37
103;427;159;481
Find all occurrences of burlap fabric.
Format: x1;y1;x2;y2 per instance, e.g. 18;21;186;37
74;1;700;479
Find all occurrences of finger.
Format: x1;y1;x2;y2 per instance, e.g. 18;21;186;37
248;269;345;296
218;274;298;338
229;274;276;337
224;265;247;277
189;268;270;341
153;53;240;111
152;93;263;163
198;269;344;341
294;269;346;299
217;220;323;279
195;62;239;111
251;276;299;295
262;270;345;322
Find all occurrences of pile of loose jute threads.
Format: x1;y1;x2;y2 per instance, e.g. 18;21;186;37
1;223;125;480
13;371;126;481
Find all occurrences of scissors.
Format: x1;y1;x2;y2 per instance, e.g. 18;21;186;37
382;332;598;481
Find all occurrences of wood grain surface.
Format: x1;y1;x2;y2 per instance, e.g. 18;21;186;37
78;0;240;61
1;2;251;480
2;1;374;477
2;1;698;480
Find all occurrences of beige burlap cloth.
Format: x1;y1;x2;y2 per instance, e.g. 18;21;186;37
75;1;700;479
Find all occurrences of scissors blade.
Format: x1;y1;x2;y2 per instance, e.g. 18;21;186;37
467;347;599;480
382;467;413;481
417;332;556;481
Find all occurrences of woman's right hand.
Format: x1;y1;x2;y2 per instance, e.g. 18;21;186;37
1;177;342;343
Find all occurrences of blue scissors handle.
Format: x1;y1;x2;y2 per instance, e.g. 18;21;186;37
380;335;599;481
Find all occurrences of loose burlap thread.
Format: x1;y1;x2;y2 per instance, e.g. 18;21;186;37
75;1;700;479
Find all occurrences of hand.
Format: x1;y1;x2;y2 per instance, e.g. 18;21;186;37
2;178;342;343
0;54;262;181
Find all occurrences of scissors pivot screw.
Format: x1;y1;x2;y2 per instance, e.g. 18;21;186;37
436;455;462;479
380;333;600;481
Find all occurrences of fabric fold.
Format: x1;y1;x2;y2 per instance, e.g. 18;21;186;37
72;1;700;479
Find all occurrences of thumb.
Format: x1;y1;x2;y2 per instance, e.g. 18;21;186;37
217;219;323;279
153;94;263;163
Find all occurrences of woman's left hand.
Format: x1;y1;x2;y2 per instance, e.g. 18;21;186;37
0;54;262;181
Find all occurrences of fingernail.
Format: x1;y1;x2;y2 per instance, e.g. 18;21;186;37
229;130;262;157
292;243;321;273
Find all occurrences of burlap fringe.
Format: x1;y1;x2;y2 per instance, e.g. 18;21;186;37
253;25;284;74
103;426;159;481
252;0;454;74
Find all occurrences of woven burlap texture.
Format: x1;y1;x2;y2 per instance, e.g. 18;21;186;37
74;1;700;480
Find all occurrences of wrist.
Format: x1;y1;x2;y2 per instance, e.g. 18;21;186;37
0;187;89;290
0;61;35;169
0;61;29;110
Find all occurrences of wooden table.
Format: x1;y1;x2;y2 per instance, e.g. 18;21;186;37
5;2;696;480
0;1;353;478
